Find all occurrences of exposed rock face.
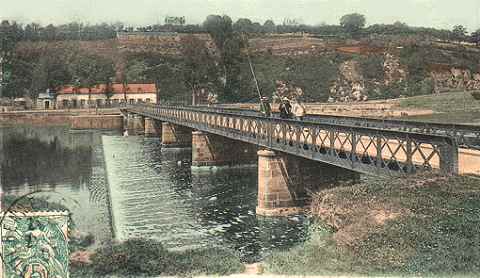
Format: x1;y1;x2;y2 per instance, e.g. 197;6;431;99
383;53;407;85
431;68;480;92
329;60;368;102
272;80;304;103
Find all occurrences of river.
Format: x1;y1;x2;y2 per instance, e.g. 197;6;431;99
0;126;309;262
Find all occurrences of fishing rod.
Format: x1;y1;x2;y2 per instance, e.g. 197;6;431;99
242;33;267;111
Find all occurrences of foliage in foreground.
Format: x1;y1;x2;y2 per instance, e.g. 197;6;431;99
266;174;480;276
264;223;358;275
71;238;244;277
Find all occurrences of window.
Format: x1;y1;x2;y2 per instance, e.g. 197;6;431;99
129;99;134;105
80;99;86;108
146;98;151;103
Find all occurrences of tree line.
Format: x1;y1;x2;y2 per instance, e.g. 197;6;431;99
1;13;480;102
1;14;479;43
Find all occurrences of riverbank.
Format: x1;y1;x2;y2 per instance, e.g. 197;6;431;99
72;173;480;277
0;109;123;129
264;173;480;276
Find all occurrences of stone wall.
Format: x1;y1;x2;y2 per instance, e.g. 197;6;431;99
70;115;123;130
0;111;123;130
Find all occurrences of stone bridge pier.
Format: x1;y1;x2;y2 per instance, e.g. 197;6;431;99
161;122;192;148
125;114;145;135
191;131;257;167
144;117;162;137
256;149;359;216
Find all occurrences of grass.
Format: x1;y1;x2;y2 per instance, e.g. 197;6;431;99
264;223;359;275
265;174;480;276
70;238;245;277
398;91;480;124
399;91;480;113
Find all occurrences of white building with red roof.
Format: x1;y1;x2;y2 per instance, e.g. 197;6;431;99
55;83;157;109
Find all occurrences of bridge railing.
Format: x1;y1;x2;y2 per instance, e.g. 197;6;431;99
127;103;459;176
175;104;480;150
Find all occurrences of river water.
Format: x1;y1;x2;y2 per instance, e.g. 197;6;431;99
0;126;309;262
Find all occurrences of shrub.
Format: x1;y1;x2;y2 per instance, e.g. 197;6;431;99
78;238;244;277
90;238;168;276
356;54;385;80
472;91;480;100
166;248;245;275
264;223;357;275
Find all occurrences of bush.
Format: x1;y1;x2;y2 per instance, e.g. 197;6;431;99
90;238;169;276
472;91;480;100
356;54;385;80
166;248;245;275
264;223;357;275
76;238;244;277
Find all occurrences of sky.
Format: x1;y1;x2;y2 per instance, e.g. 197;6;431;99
1;0;480;32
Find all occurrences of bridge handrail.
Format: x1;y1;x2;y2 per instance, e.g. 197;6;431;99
137;103;480;150
129;103;462;141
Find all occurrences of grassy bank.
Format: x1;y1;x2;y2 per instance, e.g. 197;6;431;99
265;174;480;276
71;239;244;277
399;91;480;113
397;91;480;124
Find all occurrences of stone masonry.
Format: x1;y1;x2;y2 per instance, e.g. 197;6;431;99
192;131;257;167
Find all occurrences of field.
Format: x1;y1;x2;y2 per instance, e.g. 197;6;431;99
398;91;480;124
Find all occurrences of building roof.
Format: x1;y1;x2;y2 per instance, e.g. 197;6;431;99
57;83;157;95
38;92;55;99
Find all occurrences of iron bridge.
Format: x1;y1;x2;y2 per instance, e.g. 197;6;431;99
125;104;460;177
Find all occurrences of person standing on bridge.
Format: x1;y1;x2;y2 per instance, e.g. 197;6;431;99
260;96;272;117
292;98;306;121
279;97;292;119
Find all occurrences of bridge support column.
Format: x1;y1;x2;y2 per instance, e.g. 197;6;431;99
126;114;134;132
192;131;257;167
256;149;360;217
257;149;303;216
161;122;192;148
144;117;162;137
130;115;144;135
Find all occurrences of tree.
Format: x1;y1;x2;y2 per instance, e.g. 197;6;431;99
452;25;467;42
203;15;233;54
44;24;57;41
263;20;276;33
233;18;254;33
180;35;220;105
203;15;246;102
0;20;23;97
472;29;480;46
340;13;366;35
69;52;115;107
30;49;71;99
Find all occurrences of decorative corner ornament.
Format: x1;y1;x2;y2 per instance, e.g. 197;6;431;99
1;211;70;278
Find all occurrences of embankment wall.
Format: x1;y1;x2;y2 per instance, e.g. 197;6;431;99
0;110;123;130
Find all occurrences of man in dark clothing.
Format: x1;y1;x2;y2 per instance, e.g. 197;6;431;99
279;97;292;119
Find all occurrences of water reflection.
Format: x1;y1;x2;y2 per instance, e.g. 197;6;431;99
0;126;115;245
1;130;93;189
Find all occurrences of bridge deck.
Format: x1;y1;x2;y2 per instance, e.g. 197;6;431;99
125;104;471;176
